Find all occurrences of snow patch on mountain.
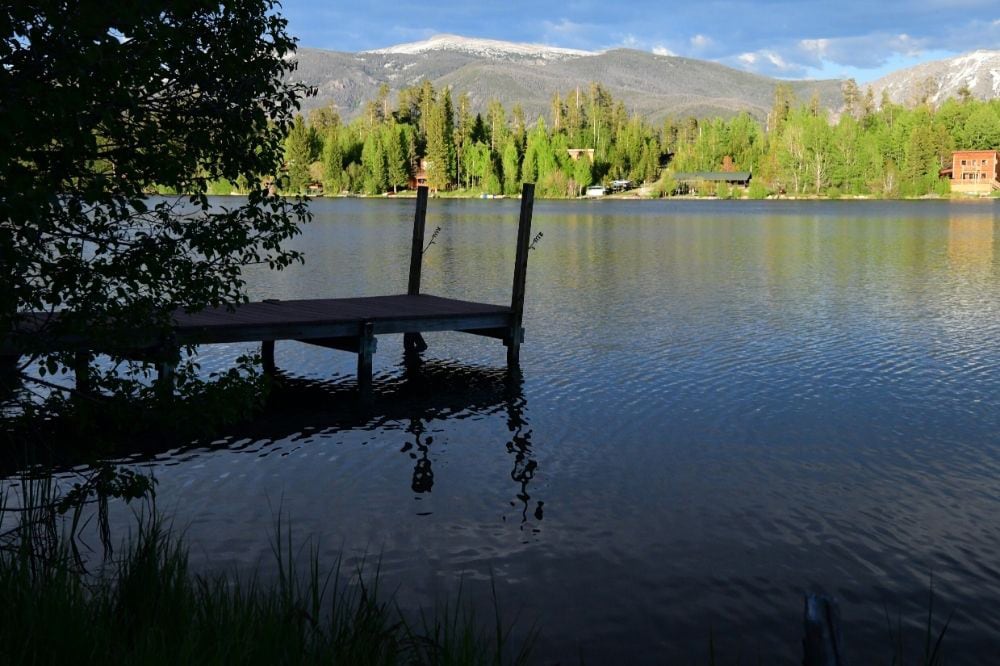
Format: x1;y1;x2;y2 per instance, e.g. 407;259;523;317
364;34;597;60
869;49;1000;105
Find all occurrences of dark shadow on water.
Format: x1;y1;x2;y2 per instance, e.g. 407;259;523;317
253;353;542;524
249;352;528;437
2;354;543;526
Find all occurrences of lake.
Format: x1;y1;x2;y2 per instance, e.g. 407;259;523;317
45;198;1000;662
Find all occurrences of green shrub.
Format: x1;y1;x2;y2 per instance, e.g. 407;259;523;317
747;180;769;200
825;186;842;199
206;179;235;195
655;172;678;198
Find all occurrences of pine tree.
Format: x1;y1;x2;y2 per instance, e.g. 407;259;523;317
501;138;520;195
284;115;313;192
384;123;410;193
454;92;472;188
487;99;507;152
418;79;436;141
424;89;456;191
551;92;564;132
361;130;387;194
321;124;343;193
769;84;795;133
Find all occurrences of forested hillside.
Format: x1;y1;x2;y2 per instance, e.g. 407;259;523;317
258;78;1000;199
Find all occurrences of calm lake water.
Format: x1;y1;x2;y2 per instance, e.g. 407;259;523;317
40;199;1000;662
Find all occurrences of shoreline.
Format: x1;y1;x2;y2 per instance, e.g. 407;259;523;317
206;190;1000;203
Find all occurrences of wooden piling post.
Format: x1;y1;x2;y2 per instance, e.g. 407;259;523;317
0;355;20;395
506;183;534;367
404;186;430;353
74;351;92;393
407;186;429;295
357;320;376;393
803;594;846;666
261;340;275;374
154;336;178;399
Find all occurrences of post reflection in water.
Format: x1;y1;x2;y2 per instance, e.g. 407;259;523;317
503;370;543;527
399;352;436;495
397;351;542;527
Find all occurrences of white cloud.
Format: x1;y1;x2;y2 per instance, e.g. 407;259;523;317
653;45;676;56
763;50;793;70
620;33;640;48
690;33;712;49
799;38;830;58
728;48;808;77
543;18;587;37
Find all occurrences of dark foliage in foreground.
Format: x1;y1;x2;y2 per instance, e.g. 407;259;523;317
1;0;311;404
0;513;536;665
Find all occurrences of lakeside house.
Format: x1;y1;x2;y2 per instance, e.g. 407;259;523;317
407;158;429;190
567;148;595;162
945;150;1000;194
674;155;751;191
673;171;752;187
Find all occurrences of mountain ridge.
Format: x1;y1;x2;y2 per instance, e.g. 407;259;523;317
362;34;598;59
289;36;999;123
290;40;843;123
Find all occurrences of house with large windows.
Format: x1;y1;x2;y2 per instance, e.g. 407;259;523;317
949;150;1000;194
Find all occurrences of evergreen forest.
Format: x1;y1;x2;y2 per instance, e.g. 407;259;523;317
266;81;1000;199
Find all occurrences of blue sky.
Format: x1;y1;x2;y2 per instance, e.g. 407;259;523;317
282;0;999;82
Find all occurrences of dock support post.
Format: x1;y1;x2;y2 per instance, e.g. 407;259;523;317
154;337;178;400
506;183;535;367
357;320;376;394
74;351;92;394
0;355;19;396
803;594;846;666
261;340;275;375
404;186;430;353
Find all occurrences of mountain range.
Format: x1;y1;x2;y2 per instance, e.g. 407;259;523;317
289;35;1000;122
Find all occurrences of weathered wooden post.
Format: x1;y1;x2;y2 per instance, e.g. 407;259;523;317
261;340;276;374
74;351;92;393
357;320;376;393
803;594;846;666
0;354;19;396
506;183;534;367
154;335;179;399
404;186;430;353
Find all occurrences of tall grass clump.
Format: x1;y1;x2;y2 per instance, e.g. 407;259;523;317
884;579;953;666
0;502;535;666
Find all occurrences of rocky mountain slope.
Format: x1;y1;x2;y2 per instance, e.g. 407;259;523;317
289;35;843;122
868;50;1000;106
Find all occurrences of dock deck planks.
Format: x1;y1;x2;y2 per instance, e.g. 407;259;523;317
171;294;514;344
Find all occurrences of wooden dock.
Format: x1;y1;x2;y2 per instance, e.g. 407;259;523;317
3;184;536;394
